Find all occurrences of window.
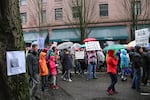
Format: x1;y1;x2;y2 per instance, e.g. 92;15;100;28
20;12;27;24
99;4;108;17
41;0;46;3
55;0;62;2
41;10;46;23
19;0;27;5
55;8;63;20
72;6;80;18
134;1;141;15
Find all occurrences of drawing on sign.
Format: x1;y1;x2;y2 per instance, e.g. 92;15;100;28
10;58;19;68
6;51;26;76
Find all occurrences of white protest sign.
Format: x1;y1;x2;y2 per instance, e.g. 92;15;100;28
53;42;58;47
135;28;149;47
85;41;101;51
6;51;26;76
75;51;85;59
37;37;45;49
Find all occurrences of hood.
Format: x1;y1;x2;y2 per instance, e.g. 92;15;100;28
39;52;46;60
107;50;115;57
121;49;127;55
135;46;141;53
50;56;55;61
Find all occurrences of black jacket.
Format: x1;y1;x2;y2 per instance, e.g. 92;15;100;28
27;51;39;76
132;52;142;69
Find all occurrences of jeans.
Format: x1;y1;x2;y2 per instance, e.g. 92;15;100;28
142;67;149;85
41;75;48;91
132;68;141;90
51;75;57;85
121;67;126;78
87;63;97;80
62;69;71;79
108;73;117;91
29;74;40;97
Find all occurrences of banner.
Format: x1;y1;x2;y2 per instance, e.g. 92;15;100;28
6;51;26;76
75;51;85;59
135;28;149;47
85;41;101;51
37;37;45;49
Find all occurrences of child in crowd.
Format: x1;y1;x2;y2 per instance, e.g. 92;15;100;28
39;51;49;92
49;52;59;89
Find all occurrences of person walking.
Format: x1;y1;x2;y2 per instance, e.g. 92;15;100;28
120;49;129;81
27;44;40;99
62;50;73;82
87;50;98;80
39;51;49;92
132;46;143;92
106;50;118;95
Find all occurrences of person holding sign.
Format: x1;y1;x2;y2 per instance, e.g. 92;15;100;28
87;50;98;80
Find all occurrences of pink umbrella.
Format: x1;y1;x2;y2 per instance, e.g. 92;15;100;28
83;38;96;42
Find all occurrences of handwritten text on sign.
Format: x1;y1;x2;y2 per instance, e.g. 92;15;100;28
85;41;101;51
135;28;149;47
75;51;85;59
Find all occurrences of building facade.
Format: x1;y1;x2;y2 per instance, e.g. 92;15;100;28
19;0;150;45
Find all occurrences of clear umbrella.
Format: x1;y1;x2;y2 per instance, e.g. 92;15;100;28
57;42;73;50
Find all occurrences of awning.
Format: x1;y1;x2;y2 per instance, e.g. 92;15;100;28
88;26;128;40
23;30;48;43
50;29;80;42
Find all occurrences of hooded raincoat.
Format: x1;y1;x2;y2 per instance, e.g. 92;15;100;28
120;49;129;68
106;50;118;74
39;52;49;76
49;55;57;76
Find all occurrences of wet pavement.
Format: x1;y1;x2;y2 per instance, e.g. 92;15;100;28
39;72;150;100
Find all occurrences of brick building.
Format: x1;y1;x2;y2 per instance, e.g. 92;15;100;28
19;0;150;45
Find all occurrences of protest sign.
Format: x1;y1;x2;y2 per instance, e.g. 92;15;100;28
135;28;149;47
6;51;26;76
85;41;101;51
75;51;85;59
37;37;45;49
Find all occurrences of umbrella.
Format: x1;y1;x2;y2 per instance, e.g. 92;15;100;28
128;40;136;47
83;38;96;42
57;42;73;50
80;44;86;48
71;43;81;49
103;44;126;51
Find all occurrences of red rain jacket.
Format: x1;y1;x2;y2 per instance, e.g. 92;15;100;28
106;50;118;74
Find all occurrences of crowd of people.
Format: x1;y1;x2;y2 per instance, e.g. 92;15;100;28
26;43;150;99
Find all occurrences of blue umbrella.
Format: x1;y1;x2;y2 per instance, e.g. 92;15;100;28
103;44;126;51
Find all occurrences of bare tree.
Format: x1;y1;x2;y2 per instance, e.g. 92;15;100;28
27;0;51;45
120;0;150;40
0;0;29;100
64;0;98;43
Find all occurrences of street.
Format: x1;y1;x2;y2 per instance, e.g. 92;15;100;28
40;72;150;100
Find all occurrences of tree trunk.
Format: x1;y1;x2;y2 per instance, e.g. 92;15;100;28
0;0;29;100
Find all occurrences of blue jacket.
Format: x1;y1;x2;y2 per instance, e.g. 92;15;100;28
120;49;129;68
